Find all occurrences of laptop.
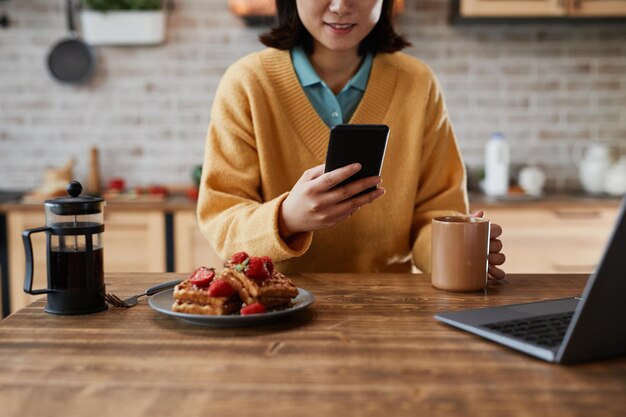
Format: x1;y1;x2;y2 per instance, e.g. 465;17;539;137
435;197;626;364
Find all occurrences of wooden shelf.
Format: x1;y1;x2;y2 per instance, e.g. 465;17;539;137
453;0;626;21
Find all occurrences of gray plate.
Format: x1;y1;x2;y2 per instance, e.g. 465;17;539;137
148;287;315;328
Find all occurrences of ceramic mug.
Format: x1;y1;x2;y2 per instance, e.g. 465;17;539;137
574;142;614;194
431;216;491;292
518;165;546;197
604;156;626;196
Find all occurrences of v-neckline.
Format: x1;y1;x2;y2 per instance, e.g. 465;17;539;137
261;49;399;162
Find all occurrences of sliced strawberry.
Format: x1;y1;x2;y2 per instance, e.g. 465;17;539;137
241;303;266;315
189;267;215;288
207;279;236;298
260;256;274;274
230;251;249;264
245;257;270;281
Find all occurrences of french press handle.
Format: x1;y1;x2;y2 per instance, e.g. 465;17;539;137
22;227;52;295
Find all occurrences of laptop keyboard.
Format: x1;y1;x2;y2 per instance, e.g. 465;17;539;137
482;312;574;348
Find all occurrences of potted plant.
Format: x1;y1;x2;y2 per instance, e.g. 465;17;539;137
80;0;167;45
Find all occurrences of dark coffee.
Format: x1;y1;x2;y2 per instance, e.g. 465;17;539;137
50;247;104;290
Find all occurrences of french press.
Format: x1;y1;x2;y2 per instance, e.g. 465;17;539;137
23;181;107;314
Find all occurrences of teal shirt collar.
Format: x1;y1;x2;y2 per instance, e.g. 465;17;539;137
291;46;372;92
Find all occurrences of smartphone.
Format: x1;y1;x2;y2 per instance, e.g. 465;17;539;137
324;124;390;196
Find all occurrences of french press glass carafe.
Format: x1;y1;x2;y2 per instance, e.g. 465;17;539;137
22;181;106;314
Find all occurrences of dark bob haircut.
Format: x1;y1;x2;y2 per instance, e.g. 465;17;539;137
259;0;411;56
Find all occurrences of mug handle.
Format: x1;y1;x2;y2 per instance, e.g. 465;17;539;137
22;226;51;295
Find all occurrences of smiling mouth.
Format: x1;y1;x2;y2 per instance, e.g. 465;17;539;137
325;23;356;30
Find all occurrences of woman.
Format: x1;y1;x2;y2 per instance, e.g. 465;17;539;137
198;0;505;278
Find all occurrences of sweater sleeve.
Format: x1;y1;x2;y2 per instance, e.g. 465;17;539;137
411;69;469;273
197;63;313;262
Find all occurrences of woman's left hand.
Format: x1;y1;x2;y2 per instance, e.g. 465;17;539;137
472;210;506;280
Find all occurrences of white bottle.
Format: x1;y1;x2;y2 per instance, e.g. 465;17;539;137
484;132;510;197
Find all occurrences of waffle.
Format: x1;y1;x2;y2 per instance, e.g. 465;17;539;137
220;267;298;309
172;298;242;315
172;279;242;315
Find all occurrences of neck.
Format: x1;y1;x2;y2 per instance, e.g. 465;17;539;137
309;43;362;95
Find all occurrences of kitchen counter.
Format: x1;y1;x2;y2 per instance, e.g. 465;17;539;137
0;272;625;417
0;195;198;213
0;192;622;213
1;194;623;317
469;192;622;210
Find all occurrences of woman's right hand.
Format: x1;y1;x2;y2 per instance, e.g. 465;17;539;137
278;163;385;239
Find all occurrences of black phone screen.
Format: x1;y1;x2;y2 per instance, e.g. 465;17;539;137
324;124;390;195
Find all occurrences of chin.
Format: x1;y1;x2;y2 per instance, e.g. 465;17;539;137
320;40;362;54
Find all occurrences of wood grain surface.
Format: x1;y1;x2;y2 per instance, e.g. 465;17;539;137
1;273;625;417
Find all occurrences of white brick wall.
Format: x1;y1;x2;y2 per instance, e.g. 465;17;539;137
1;0;625;191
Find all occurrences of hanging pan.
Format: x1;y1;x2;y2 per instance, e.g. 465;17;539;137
47;0;95;84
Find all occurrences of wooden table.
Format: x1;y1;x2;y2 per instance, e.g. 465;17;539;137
1;273;625;417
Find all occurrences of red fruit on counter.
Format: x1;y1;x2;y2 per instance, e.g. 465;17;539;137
230;251;249;264
207;279;236;298
260;256;274;274
186;187;199;201
245;257;270;281
241;303;266;315
107;178;125;191
189;267;215;288
148;185;168;197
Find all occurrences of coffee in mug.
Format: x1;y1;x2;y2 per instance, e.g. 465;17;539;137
431;216;490;292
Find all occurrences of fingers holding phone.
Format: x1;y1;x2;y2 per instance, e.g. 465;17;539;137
323;171;384;203
329;177;386;222
279;162;385;239
279;124;390;239
314;163;383;201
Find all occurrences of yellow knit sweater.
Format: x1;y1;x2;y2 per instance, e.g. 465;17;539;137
198;48;468;273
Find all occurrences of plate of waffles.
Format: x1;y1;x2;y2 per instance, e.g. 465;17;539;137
148;252;314;327
149;286;314;327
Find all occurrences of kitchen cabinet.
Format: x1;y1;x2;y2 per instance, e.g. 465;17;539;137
6;210;166;314
459;0;626;17
483;204;619;273
103;211;166;272
460;0;566;17
570;0;626;16
174;211;223;273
